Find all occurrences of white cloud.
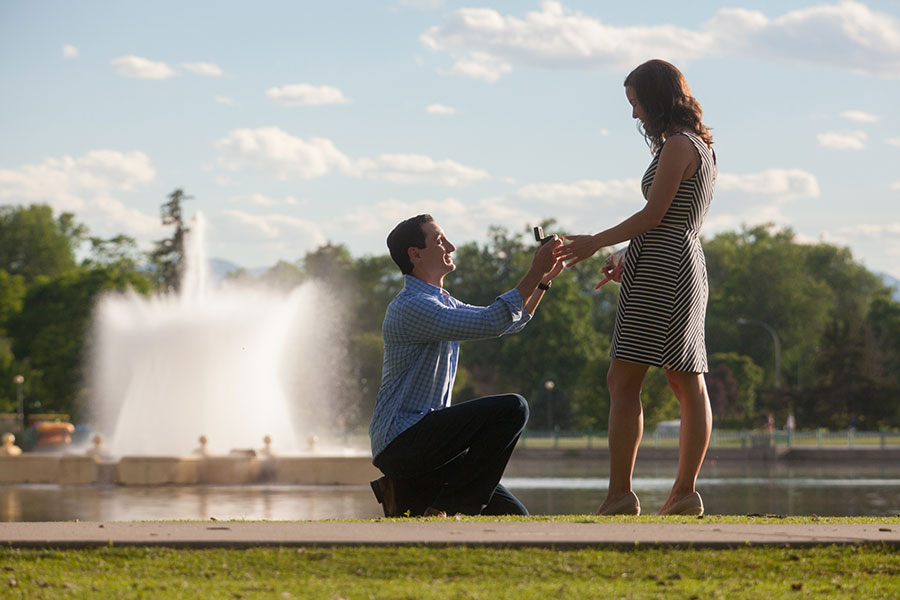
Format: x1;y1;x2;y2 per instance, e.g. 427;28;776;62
214;127;490;186
355;154;490;186
333;196;538;243
708;168;820;231
450;52;512;83
833;222;900;260
110;55;177;79
836;223;900;239
817;130;867;150
0;150;159;236
398;0;446;9
886;137;900;147
821;222;900;278
841;110;880;123
213;127;353;180
517;178;643;207
422;3;711;81
421;1;900;81
62;44;79;59
427;103;457;115
472;196;540;232
710;2;900;78
333;199;429;234
266;84;351;106
214;95;234;105
892;181;900;191
181;62;223;76
220;210;326;244
232;193;303;207
717;169;821;199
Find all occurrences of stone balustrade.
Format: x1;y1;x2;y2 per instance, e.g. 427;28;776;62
0;432;379;486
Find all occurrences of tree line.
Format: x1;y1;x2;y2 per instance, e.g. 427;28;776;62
2;194;899;434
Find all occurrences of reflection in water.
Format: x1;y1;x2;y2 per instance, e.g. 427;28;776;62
0;485;384;522
2;460;899;521
504;458;900;517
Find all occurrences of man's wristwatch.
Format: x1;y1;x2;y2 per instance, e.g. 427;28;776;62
538;281;551;291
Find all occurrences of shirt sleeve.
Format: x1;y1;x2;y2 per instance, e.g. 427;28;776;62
504;307;532;334
398;288;525;343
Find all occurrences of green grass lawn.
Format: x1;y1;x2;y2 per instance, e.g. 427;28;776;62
3;516;900;599
3;544;899;599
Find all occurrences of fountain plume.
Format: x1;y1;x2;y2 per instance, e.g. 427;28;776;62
90;213;343;456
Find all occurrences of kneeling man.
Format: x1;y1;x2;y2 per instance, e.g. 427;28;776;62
369;214;563;517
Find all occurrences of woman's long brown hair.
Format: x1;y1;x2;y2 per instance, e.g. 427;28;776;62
624;59;713;154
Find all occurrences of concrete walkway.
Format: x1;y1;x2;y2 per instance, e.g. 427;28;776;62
3;520;899;549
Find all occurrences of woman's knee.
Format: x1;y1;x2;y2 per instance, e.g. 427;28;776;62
665;371;683;396
666;371;707;401
607;364;642;399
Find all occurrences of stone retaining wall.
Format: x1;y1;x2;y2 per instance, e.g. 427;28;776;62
0;454;379;485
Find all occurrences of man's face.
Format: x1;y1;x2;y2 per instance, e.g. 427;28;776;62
415;221;456;277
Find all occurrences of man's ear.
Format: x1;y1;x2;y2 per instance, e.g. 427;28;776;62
407;246;421;265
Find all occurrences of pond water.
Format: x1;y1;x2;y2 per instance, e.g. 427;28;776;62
2;459;898;521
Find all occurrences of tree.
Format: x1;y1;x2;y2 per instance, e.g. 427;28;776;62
704;224;900;429
259;260;305;290
705;352;764;427
148;189;191;291
0;337;19;413
302;243;354;286
0;204;85;284
705;225;833;390
0;270;26;334
83;234;144;273
6;266;153;419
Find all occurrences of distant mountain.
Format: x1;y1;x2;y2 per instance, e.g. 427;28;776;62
880;272;900;302
208;258;242;282
208;258;269;282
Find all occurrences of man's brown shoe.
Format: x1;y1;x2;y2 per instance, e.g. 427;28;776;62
370;477;401;517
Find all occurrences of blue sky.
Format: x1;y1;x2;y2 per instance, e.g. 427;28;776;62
2;0;899;278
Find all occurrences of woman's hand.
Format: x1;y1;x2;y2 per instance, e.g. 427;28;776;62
595;251;625;289
554;234;601;268
602;252;624;283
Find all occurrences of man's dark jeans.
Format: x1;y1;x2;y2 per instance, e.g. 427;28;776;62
373;394;529;516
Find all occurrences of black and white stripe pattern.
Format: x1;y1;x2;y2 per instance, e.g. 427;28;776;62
610;131;716;373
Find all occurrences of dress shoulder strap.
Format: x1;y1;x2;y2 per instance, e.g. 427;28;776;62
675;131;716;166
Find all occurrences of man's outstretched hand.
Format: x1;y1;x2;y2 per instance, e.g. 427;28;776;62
543;252;566;283
532;234;562;276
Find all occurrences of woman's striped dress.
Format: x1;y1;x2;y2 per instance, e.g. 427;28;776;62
610;131;716;373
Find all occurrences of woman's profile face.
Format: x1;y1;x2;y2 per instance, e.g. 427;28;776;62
625;86;646;124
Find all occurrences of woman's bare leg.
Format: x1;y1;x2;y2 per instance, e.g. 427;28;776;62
597;358;649;513
658;370;712;514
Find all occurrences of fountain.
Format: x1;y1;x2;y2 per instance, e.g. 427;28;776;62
91;213;341;456
0;213;380;486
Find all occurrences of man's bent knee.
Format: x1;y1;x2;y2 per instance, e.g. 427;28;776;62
499;393;529;427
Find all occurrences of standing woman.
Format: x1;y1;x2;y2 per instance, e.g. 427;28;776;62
556;59;716;516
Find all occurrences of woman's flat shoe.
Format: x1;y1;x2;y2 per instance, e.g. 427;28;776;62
659;491;703;516
596;490;640;516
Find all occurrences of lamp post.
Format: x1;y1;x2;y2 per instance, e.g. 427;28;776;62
544;379;556;431
737;318;781;388
13;375;24;432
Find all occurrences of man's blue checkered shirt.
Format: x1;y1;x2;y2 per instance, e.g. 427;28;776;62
369;274;532;458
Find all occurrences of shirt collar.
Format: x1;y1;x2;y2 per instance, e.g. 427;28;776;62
404;274;449;301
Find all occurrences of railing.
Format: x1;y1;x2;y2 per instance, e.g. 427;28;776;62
518;428;900;450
